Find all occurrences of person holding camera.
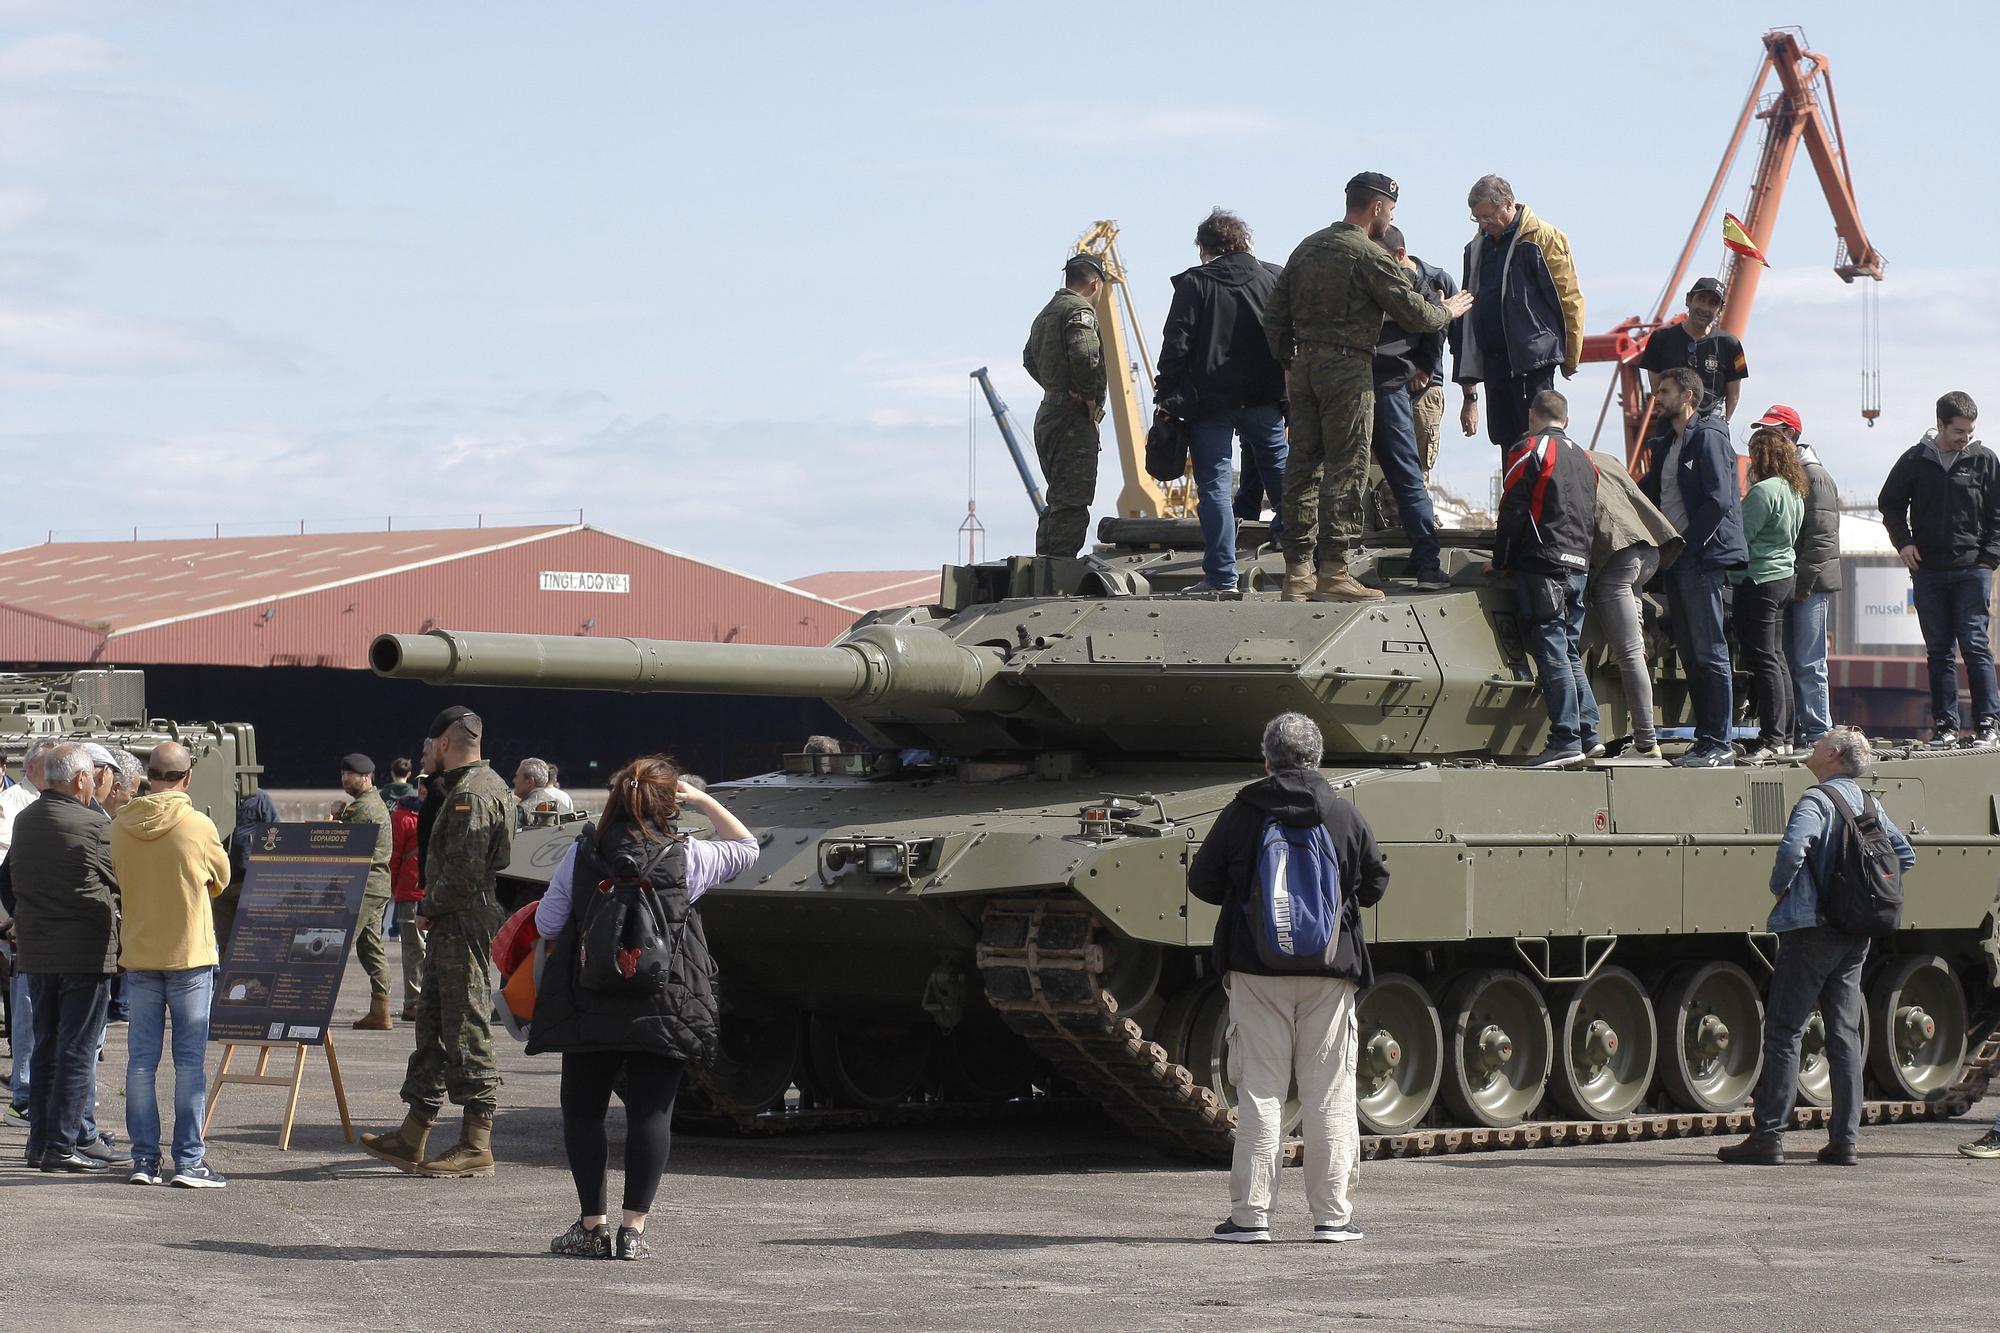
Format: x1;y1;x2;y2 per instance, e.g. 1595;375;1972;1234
527;755;757;1261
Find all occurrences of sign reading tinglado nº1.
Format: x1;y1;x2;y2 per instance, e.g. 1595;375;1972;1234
209;822;374;1045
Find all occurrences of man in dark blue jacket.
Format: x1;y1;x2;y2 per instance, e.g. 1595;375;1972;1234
1451;175;1584;451
1156;209;1289;592
1641;367;1748;766
1369;226;1451;588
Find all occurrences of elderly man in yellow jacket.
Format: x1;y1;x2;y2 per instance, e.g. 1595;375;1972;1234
110;740;232;1188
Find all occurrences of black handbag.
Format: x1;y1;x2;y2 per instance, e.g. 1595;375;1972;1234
1145;411;1190;483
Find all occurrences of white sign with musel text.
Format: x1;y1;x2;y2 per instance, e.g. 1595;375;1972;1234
1852;565;1923;647
538;570;631;594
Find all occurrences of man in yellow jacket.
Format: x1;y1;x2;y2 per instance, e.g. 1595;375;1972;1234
109;740;232;1188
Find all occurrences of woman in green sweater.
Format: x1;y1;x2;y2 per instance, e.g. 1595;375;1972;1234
1731;429;1808;761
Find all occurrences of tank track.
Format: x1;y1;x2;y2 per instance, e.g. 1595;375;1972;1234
975;895;2000;1162
673;1092;1087;1138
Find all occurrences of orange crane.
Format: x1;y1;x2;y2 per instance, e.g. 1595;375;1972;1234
1584;27;1886;466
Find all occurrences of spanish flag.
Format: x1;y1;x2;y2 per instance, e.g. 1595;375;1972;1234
1722;212;1769;266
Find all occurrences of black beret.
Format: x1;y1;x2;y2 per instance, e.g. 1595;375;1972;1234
339;753;375;775
1347;171;1399;201
426;705;479;740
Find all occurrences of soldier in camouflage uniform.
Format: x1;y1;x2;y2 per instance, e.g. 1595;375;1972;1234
1264;173;1473;602
360;705;515;1179
337;753;396;1030
1023;254;1108;558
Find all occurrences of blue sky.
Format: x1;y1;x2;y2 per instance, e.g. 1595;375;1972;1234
0;1;1994;580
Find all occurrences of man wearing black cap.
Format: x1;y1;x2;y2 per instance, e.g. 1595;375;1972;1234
361;705;515;1178
1638;277;1748;421
1265;172;1473;602
1022;254;1108;558
337;754;395;1030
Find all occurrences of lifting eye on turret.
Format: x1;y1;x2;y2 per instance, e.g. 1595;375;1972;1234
1077;800;1144;840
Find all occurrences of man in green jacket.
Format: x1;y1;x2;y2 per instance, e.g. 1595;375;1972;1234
1265;173;1473;602
338;753;396;1030
1023;255;1108;559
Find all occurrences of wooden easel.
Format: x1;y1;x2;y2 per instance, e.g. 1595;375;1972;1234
200;1033;354;1151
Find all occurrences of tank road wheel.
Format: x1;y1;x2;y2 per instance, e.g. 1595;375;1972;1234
1795;1004;1872;1108
1655;962;1762;1113
1098;936;1166;1036
1355;974;1443;1135
806;1017;931;1110
1549;965;1657;1121
1866;954;1968;1099
1163;977;1301;1136
1439;970;1553;1128
701;1012;804;1116
933;1018;1040;1103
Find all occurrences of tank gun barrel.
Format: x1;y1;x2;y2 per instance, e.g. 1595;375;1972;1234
370;627;1027;710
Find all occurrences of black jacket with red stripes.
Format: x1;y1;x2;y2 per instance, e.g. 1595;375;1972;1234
1496;427;1597;575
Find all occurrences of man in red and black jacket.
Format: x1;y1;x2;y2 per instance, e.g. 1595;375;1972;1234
1492;389;1599;767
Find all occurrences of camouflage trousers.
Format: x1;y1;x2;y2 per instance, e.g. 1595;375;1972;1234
351;885;393;998
1282;347;1375;567
1412;381;1445;472
1032;396;1100;559
398;897;501;1118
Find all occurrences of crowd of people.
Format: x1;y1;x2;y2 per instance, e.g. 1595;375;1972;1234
1026;171;1997;762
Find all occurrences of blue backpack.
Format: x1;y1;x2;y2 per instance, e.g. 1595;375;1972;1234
1247;817;1343;970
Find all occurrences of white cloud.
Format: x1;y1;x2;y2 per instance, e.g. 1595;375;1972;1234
0;32;120;80
0;305;298;375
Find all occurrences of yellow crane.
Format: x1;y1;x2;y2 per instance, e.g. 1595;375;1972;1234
1072;221;1195;520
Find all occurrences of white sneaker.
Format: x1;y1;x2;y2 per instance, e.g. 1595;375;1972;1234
1313;1221;1364;1243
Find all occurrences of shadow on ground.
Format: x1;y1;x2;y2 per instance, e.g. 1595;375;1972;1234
767;1229;1196;1250
167;1239;523;1262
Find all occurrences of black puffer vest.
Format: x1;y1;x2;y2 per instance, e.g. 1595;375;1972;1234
526;821;720;1066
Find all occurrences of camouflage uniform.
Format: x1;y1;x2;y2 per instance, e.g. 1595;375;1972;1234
339;787;395;999
1264;223;1453;568
1023;288;1105;558
397;761;513;1117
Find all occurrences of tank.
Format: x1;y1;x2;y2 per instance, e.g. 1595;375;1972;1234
371;523;2000;1158
0;668;261;839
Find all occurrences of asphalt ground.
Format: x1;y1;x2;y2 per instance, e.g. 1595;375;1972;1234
3;954;1997;1333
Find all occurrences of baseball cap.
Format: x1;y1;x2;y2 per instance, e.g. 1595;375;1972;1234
340;752;375;776
81;742;119;770
426;705;479;740
1755;404;1803;434
1347;171;1399;202
1064;253;1107;282
1688;276;1726;300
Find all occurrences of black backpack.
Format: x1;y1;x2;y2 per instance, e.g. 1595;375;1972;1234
1812;783;1904;939
575;835;683;997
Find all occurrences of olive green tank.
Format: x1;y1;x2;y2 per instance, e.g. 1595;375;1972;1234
371;523;2000;1156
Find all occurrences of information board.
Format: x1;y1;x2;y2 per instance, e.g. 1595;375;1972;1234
209;823;374;1045
1852;565;1925;648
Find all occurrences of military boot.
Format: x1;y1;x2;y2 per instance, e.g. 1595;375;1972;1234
1310;561;1384;603
1280;558;1315;603
417;1113;495;1179
352;993;392;1031
359;1110;434;1174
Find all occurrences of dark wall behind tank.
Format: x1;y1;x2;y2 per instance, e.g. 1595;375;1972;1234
105;665;854;789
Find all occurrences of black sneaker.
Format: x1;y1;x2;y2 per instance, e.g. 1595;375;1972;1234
1958;1128;2000;1159
1526;748;1584;770
40;1149;109;1174
1715;1133;1784;1165
1411;565;1452;591
550;1219;611;1259
1975;721;2000;748
1313;1221;1364;1243
78;1133;130;1166
170;1162;227;1189
128;1162;163;1186
1930;724;1962;750
614;1226;650;1261
1209;1218;1271;1244
1816;1142;1858;1166
1672;745;1735;769
1737;741;1779;764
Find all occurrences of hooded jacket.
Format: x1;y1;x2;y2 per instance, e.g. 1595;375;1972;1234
1877;429;2000;571
1793;445;1843;596
1187;769;1389;985
390;799;423;903
226;789;278;890
8;789;118;975
1154;250;1287;419
1639;413;1748;570
1451;203;1585;382
111;790;230;972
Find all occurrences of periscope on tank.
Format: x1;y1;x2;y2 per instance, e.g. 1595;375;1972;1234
218;973;275;1005
286;927;348;963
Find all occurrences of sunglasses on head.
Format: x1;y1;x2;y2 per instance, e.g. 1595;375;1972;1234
146;769;189;782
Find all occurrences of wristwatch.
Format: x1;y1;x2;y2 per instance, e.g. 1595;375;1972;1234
1464;391;1479;404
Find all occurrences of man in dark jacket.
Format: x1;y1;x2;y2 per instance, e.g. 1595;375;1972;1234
1452;175;1585;450
1878;391;2000;748
10;742;121;1172
1493;391;1600;767
1757;405;1842;748
1369;226;1451;589
1155;209;1289;591
1641;367;1749;766
1188;712;1389;1245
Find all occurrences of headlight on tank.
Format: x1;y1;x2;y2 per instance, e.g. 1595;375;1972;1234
865;843;907;876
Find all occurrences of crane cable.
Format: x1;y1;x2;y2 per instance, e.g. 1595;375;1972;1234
1860;280;1882;427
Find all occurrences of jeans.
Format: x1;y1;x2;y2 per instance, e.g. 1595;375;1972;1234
7;971;31;1107
1226;973;1359;1228
1785;590;1833;744
124;968;215;1171
1482;364;1557;449
1753;924;1869;1145
1519;568;1599;751
1910;566;2000;728
1191;404;1288;587
1590;544;1661;746
1370;383;1441;572
1732;574;1795;746
1668;561;1734;750
24;973;111;1158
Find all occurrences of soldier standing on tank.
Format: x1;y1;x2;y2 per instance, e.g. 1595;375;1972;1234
1264;174;1474;602
1022;254;1108;559
337;754;396;1031
360;706;514;1179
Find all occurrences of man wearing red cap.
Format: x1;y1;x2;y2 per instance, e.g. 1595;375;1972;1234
1758;405;1842;749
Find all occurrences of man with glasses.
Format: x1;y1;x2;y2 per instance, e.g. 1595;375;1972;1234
109;740;232;1186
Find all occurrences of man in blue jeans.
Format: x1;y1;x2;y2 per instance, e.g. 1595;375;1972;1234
1719;727;1913;1166
1641;367;1748;767
1367;226;1451;589
110;740;232;1187
1492;391;1599;767
1154;208;1288;592
1878;390;2000;749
